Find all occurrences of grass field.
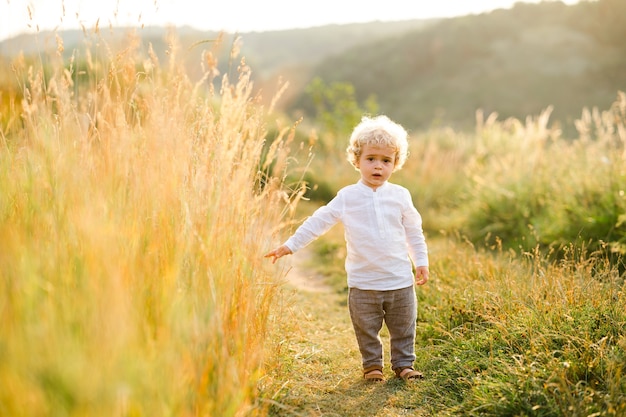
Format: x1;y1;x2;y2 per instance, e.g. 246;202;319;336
263;218;626;416
1;27;625;417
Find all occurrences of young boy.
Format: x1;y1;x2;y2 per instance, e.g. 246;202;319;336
265;115;429;382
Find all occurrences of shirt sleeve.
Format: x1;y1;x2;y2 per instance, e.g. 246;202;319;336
283;195;342;253
402;188;429;267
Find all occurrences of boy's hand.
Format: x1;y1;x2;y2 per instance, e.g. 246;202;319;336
264;245;293;264
415;266;429;286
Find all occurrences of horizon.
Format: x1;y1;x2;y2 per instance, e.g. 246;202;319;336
0;0;581;42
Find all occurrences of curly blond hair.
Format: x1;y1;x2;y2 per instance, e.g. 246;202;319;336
346;115;409;171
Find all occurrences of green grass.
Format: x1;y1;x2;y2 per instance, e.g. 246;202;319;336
262;95;626;414
265;230;625;416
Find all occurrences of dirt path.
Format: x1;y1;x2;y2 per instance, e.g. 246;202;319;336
284;247;332;293
270;248;430;416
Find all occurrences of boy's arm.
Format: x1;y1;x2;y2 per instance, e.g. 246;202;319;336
266;197;341;264
282;203;339;254
402;188;429;285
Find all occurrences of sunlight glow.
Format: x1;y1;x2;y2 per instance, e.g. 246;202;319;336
1;0;581;41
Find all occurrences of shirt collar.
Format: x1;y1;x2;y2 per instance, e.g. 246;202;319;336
357;179;388;192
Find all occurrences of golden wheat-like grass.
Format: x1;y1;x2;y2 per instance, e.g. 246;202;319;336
0;29;299;416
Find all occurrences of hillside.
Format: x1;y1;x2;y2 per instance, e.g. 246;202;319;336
287;0;626;135
0;20;432;79
0;20;432;115
1;0;625;135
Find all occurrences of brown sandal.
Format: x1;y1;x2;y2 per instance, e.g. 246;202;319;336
395;367;424;381
363;367;384;382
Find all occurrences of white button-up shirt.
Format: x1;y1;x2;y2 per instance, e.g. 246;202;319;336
284;180;428;290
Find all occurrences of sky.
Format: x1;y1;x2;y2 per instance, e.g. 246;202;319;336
1;0;581;42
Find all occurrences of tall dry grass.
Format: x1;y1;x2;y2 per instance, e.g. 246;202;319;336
0;29;297;416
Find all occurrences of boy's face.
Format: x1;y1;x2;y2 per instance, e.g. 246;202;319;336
355;144;396;190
